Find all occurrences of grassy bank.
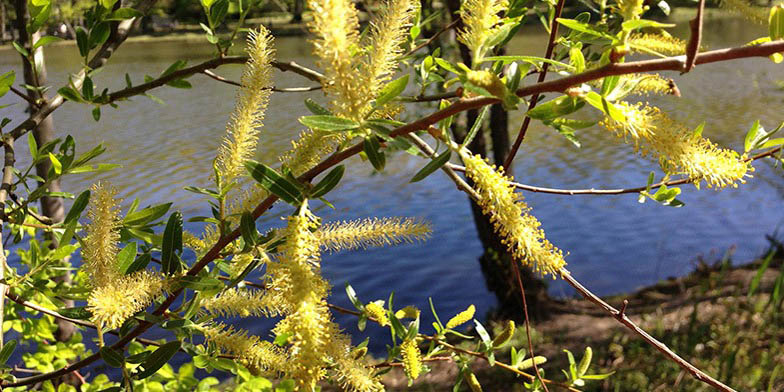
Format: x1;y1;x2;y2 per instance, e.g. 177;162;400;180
373;243;784;391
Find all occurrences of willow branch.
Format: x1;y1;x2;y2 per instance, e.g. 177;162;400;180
449;145;782;195
684;0;706;73
407;132;480;199
403;19;461;57
559;268;736;392
7;40;784;388
503;0;566;171
9;86;39;108
0;134;15;349
201;69;322;92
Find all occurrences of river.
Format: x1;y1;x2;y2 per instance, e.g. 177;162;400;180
1;12;783;357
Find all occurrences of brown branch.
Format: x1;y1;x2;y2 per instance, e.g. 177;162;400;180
559;268;736;392
503;0;567;171
7;40;784;388
514;40;784;99
9;86;39;108
450;145;782;195
683;0;706;73
404;19;461;57
397;90;460;102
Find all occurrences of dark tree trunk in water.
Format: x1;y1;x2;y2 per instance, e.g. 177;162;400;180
14;0;75;342
291;0;304;22
444;1;549;319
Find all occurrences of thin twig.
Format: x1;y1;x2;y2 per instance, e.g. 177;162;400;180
503;0;566;170
0;133;15;349
684;0;706;73
511;256;548;392
404;19;461;57
7;40;784;387
201;69;322;92
407;133;480;199
450;145;782;195
9;86;39;108
559;268;736;392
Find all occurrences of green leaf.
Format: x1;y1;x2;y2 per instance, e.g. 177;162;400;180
601;75;621;96
117;243;138;275
245;161;304;205
125;253;151;274
745;120;763;152
583;92;625;122
28;0;51;32
89;22;111;50
48;153;62;175
106;7;143;20
310;165;345;198
527;95;585;121
100;347;125;368
124;203;172;226
135;341;181;379
577;347;592;376
433;58;462;75
57;306;92;320
92;107;101;122
363;135;385;171
12;41;29;58
771;5;784;40
75;27;89;57
26;130;38;161
461;106;489;148
32;36;61;50
57;87;83;103
375;74;409;107
64;190;90;224
298;115;360;131
304;98;331;115
621;19;675;32
556;18;613;39
240;212;257;247
161;212;183;275
749;250;774;298
410;150;451;183
166;79;192;89
82;77;94;101
0;340;17;365
179;276;223;292
0;71;14;98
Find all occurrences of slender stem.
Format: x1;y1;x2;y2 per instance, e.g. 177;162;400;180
511;256;548;391
6;40;784;388
201;69;322;92
0;134;15;349
503;0;566;170
684;0;706;73
559;268;736;392
403;19;461;57
9;86;39;107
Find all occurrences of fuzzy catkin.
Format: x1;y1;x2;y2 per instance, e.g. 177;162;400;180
316;217;431;252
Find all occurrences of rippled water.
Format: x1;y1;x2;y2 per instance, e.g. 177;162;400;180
1;14;783;355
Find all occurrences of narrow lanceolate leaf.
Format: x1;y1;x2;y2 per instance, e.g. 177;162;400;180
375;74;409;107
161;212;183;275
364;136;385;171
310;165;345;198
100;347;125;368
134;341;181;379
123;203;172;226
410;150;451;183
298;115;360;131
0;340;17;365
117;242;138;274
527;95;584;121
240;212;257;247
770;5;784;40
64;190;90;224
245;161;304;205
304;98;332;115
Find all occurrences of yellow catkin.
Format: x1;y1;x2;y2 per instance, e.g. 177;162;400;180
617;0;646;21
264;202;379;390
630;74;676;96
88;270;165;330
446;304;476;329
365;301;389;326
720;0;769;23
395;306;420;320
327;333;384;391
628;33;687;56
458;0;509;63
82;183;122;288
201;288;287;318
281;130;345;176
316;217;431;252
401;338;423;380
492;320;516;347
600;102;752;189
366;0;419;97
462;152;567;277
214;27;275;184
200;323;289;376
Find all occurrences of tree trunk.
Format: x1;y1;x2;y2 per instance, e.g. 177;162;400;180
14;0;74;342
444;1;549;319
291;0;304;22
1;0;7;42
